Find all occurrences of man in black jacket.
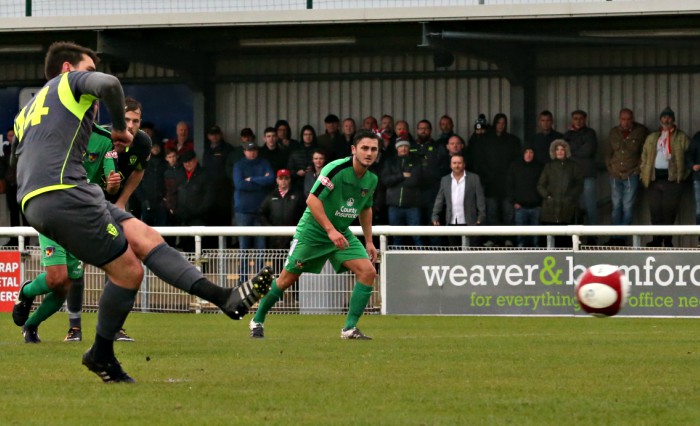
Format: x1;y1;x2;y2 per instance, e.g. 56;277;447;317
259;169;305;250
382;138;424;246
175;150;215;251
507;145;544;247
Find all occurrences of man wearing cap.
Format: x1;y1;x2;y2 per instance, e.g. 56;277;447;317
202;125;236;240
640;107;690;247
174;150;215;251
466;114;488;169
382;137;424;246
259;169;305;250
233;141;275;281
317;114;346;162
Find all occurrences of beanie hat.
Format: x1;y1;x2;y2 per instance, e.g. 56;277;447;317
474;113;488;130
395;139;411;149
660;107;675;121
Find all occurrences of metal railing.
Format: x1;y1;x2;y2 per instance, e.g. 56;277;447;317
4;224;700;315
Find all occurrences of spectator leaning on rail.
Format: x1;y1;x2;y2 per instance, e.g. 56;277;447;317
640;107;690;248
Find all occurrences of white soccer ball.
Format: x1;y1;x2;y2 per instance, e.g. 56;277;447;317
574;264;631;317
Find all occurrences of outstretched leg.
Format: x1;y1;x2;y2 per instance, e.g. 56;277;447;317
124;218;272;318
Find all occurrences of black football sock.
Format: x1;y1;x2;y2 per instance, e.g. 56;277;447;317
95;280;137;361
143;243;203;293
190;278;228;307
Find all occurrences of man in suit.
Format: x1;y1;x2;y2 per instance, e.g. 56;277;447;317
431;153;486;247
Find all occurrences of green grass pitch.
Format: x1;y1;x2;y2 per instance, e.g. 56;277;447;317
2;313;700;425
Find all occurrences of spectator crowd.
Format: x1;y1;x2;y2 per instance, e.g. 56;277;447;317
3;105;700;250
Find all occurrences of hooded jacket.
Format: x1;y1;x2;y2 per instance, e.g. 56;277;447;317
537;140;583;224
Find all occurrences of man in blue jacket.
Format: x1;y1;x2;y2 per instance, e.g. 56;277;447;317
233;142;275;282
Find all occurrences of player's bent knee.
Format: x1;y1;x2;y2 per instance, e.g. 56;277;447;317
45;266;70;290
356;266;377;285
104;252;144;289
276;270;299;291
122;218;164;259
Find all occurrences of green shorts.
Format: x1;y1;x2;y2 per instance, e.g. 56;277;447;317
38;234;84;280
284;232;368;274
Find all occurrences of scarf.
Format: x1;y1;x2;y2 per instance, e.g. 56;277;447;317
657;126;675;158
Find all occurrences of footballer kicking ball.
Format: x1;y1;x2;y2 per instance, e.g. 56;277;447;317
575;264;631;317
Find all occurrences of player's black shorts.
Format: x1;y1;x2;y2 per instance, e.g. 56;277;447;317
23;184;132;267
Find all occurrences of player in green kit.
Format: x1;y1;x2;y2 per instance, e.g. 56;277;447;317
13;121;121;343
249;130;380;339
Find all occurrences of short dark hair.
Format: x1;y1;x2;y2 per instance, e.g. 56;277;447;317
440;115;454;126
450;152;465;162
125;97;142;115
417;119;432;130
264;126;276;135
539;110;553;119
352;129;381;146
44;41;99;80
571;109;587;118
448;134;465;145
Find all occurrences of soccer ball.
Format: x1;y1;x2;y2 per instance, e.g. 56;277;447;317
575;264;631;317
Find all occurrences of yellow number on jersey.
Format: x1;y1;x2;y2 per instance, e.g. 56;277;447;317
15;86;50;141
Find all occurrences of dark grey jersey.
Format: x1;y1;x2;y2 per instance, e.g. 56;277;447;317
14;70;126;209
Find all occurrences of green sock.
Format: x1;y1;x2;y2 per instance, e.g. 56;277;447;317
252;279;284;324
344;282;373;330
25;291;67;328
22;273;51;298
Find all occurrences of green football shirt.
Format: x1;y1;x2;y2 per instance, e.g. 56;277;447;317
295;156;378;241
83;123;117;190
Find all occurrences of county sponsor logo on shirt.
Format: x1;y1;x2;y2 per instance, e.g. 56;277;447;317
335;198;358;219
